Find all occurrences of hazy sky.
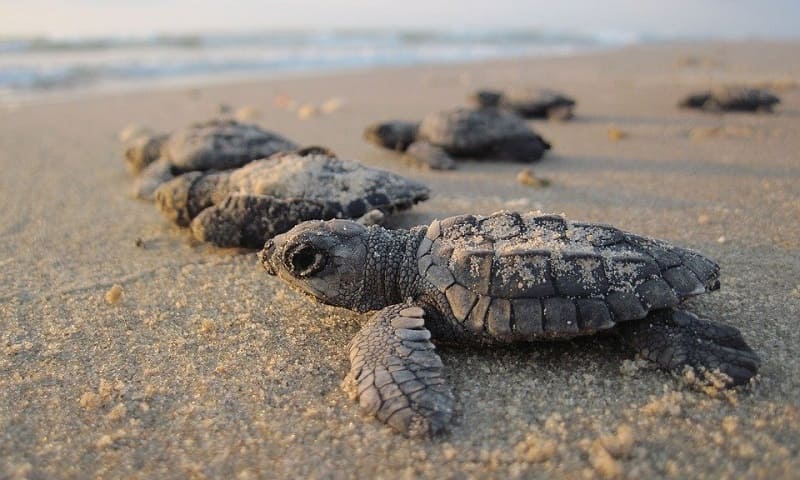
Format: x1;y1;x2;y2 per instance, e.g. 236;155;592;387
2;0;799;38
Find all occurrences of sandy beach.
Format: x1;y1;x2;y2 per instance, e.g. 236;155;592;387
2;41;800;479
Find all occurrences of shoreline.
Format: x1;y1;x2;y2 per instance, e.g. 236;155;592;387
5;38;796;109
1;45;600;109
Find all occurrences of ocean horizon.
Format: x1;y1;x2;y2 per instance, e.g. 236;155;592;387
0;27;658;104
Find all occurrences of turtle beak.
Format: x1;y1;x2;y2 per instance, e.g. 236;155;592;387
259;240;277;276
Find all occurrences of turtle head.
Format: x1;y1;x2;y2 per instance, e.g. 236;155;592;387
469;89;503;108
124;133;168;175
260;219;371;310
363;121;419;152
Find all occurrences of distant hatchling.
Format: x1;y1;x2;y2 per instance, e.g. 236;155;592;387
122;119;298;200
260;211;760;437
364;108;551;170
679;87;780;113
470;88;577;120
154;147;429;248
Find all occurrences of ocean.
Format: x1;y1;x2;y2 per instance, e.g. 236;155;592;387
0;29;642;104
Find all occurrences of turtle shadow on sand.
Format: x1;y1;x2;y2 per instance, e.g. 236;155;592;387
550;154;798;179
572;114;699;127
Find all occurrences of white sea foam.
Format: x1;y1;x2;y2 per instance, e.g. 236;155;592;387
0;28;644;103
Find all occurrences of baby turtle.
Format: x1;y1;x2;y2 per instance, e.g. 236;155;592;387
679;87;780;113
154;148;429;248
260;211;760;437
364;108;551;170
470;88;576;120
123;119;298;200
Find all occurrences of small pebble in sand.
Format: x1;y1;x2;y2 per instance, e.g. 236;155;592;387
607;126;627;141
79;391;101;410
95;435;114;450
514;433;558;463
297;104;319;119
134;237;144;248
696;214;711;225
105;284;123;305
690;125;753;141
107;403;127;422
599;424;635;458
722;416;738;434
717;236;727;244
320;97;346;114
235;105;262;122
588;441;623;479
516;168;551;188
199;319;216;335
641;390;684;417
274;93;296;110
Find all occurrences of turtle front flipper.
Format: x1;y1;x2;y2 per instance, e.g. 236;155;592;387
133;158;175;201
155;171;228;226
403;141;457;170
348;304;453;437
617;309;760;386
190;195;337;249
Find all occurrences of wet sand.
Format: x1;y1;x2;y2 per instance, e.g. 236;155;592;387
1;41;799;479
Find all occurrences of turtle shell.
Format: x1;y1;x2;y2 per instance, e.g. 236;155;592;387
165;119;298;172
223;151;430;218
416;108;536;155
708;87;780;111
416;211;719;341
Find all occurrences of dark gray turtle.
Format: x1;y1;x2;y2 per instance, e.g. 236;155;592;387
122;119;298;200
470;88;576;120
260;211;760;437
679;87;780;112
154;148;429;248
364;108;551;170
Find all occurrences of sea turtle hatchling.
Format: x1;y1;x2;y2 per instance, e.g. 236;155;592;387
470;88;577;120
260;211;760;437
122;119;298;200
154;148;430;248
364;108;551;170
679;87;780;113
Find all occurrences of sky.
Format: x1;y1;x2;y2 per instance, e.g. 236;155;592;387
1;0;799;39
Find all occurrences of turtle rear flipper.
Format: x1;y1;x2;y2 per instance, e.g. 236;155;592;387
190;195;334;249
348;304;453;438
617;309;760;386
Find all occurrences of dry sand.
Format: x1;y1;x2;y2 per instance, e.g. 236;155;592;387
2;41;800;479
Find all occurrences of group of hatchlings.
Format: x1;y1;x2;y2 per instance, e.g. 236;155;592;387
121;85;775;437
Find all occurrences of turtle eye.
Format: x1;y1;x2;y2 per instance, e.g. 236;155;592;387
286;243;327;278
